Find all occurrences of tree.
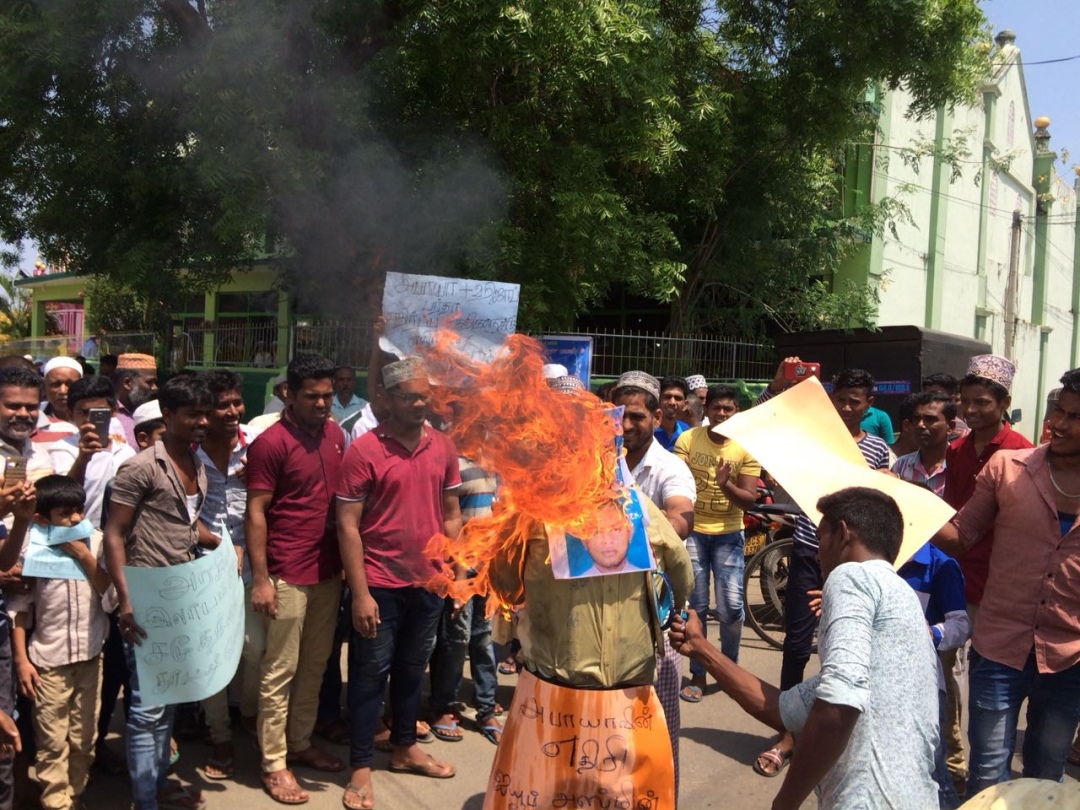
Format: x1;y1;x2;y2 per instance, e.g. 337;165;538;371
0;0;988;337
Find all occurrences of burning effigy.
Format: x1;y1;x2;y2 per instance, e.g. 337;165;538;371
418;328;692;810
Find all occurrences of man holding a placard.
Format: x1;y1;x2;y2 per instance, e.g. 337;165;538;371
103;375;217;810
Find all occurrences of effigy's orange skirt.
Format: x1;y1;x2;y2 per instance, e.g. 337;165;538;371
483;669;675;810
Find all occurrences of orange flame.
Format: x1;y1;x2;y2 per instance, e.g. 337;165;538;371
421;329;619;611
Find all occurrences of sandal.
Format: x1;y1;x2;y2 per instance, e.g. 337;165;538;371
157;783;207;810
416;720;434;744
679;685;703;703
204;755;235;780
492;703;505;717
497;657;520;676
263;769;309;805
753;747;792;778
429;715;464;743
287;745;346;773
388;752;456;779
342;782;374;810
477;716;503;746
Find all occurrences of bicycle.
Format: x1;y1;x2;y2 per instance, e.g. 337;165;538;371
742;503;801;649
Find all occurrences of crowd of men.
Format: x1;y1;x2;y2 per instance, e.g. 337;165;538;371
0;340;1071;810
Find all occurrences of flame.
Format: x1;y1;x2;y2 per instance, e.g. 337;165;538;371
421;329;620;611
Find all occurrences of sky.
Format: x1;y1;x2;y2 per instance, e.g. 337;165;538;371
984;0;1080;170
5;1;1079;277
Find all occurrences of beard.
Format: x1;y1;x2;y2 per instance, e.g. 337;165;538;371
129;386;155;408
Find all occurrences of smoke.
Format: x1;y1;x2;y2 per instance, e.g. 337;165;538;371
124;0;508;318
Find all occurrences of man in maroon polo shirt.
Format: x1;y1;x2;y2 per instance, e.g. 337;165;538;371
336;357;462;810
246;353;346;805
944;355;1033;617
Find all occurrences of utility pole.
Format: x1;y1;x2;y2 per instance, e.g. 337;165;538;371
1003;210;1021;359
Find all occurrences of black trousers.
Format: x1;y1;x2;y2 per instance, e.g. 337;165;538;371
0;616;13;810
780;541;822;692
97;611;131;744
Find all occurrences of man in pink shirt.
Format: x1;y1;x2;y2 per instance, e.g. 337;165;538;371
935;367;1080;793
336;358;462;810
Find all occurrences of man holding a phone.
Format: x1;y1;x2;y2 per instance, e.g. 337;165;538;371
48;376;135;528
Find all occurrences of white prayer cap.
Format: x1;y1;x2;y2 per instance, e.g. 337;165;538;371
43;357;83;378
132;399;162;426
542;363;568;380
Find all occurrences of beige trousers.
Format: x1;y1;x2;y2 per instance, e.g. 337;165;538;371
202;582;268;743
33;657;102;810
257;576;341;772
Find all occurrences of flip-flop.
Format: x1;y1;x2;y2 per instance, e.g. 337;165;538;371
429;719;464;743
497;659;520;675
477;721;502;746
203;756;235;780
342;783;374;810
753;747;791;778
388;753;456;779
679;685;703;703
415;720;434;744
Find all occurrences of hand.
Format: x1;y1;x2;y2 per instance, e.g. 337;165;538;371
118;610;147;647
668;609;705;658
807;589;823;618
715;461;733;490
373;314;387;338
251;579;277;619
0;481;35;521
449;597;466;621
0;565;31;597
57;541;91;564
10;484;36;523
234;545;244;575
15;660;39;702
235;457;248;482
768;356;803;394
352;590;380;639
0;711;21;760
77;422;104;457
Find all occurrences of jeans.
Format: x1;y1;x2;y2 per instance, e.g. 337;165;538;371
124;642;177;810
687;530;744;675
934;689;962;809
97;612;131;745
428;594;498;718
347;587;442;768
780;541;822;691
318;587;352;725
967;649;1080;794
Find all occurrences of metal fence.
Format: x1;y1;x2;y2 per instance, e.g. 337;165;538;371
175;321;773;381
557;329;773;381
1;332;156;362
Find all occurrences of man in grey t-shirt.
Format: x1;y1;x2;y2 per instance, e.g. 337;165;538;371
670;486;938;810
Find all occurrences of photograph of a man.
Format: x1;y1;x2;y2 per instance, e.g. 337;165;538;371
552;495;656;578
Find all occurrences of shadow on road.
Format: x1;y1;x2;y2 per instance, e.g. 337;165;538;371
681;725;775;766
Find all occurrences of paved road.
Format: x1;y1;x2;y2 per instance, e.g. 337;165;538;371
79;633;1077;809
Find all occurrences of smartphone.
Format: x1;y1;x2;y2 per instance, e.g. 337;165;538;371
88;408;111;442
783;360;821;381
4;457;27;485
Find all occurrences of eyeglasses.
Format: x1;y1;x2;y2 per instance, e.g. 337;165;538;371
389;392;431;405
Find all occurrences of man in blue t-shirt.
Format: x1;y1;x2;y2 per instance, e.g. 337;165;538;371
654;376;690;451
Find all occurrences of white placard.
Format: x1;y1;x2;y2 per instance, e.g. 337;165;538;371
380;271;520;361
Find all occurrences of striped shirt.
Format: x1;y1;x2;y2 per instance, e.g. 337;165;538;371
458;456;497;522
792;434;891;549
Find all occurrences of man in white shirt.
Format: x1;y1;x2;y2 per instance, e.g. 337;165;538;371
612;370;697;798
33;357;83;448
331;366;367;426
47;376;134;528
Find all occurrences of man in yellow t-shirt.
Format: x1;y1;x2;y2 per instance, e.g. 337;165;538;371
673;384;761;703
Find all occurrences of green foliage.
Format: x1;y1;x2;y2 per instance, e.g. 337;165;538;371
0;0;990;337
